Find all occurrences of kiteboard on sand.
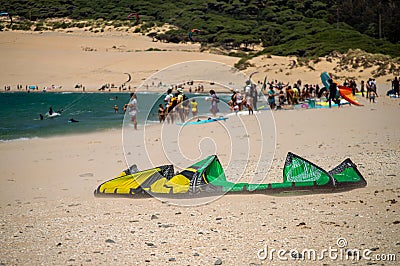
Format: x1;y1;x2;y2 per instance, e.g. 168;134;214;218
178;117;227;126
225;110;261;117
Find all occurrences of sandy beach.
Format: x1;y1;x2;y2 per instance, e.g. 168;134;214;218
0;30;400;265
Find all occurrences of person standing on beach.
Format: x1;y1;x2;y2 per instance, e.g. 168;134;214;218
164;88;173;106
181;90;190;119
366;78;371;99
360;80;365;97
209;90;219;117
286;86;294;105
278;89;286;108
191;99;198;117
392;77;399;96
292;85;299;104
164;88;174;124
328;79;339;108
166;92;178;124
235;89;244;111
251;83;258;110
246;90;254;115
176;88;185;123
128;93;138;130
350;80;357;96
267;86;276;110
369;90;376;103
158;104;165;123
370;79;378;97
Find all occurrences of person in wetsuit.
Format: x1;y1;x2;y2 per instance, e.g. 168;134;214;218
68;118;79;123
328;79;340;108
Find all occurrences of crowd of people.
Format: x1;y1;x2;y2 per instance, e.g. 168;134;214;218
253;76;386;109
228;81;258;114
161;87;196;124
27;75;399;130
4;84;63;92
126;75;398;129
261;79;325;109
111;84;205;130
153;85;219;125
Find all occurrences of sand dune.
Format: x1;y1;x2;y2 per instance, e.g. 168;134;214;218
0;31;235;91
1;30;397;92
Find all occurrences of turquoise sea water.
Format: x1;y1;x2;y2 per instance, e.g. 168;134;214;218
0;92;231;141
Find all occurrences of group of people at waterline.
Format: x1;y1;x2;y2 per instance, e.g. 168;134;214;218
37;76;398;127
122;75;400;129
124;87;216;129
158;85;257;124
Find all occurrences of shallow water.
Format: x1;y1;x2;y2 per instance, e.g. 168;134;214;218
0;92;232;141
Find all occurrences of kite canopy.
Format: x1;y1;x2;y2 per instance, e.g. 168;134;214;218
338;85;363;106
328;158;367;189
320;71;363;106
189;29;201;42
320;71;332;89
94;153;366;198
122;72;131;86
127;12;139;23
249;71;258;80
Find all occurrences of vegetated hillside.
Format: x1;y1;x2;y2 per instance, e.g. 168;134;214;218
2;0;400;58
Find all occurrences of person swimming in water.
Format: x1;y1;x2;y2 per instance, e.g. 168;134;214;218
68;118;79;123
113;104;119;113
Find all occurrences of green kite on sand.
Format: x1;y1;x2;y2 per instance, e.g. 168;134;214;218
94;152;366;197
